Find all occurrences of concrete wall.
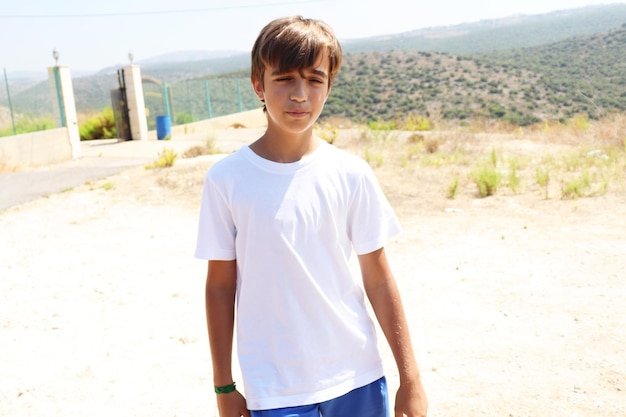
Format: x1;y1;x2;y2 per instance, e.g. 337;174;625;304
0;109;267;171
0;128;71;171
147;108;267;140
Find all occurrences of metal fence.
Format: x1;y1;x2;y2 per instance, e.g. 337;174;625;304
142;78;259;130
0;68;56;137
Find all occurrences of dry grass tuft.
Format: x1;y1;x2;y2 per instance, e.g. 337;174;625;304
183;135;218;159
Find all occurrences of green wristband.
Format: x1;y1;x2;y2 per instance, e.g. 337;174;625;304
214;382;236;394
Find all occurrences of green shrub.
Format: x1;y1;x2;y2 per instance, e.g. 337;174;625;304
101;181;115;191
535;167;550;199
490;147;499;167
402;115;432;131
145;148;177;169
368;120;396;131
446;175;460;199
471;162;501;197
488;102;507;118
79;107;117;140
561;172;591;199
504;111;541;127
316;123;339;144
508;160;522;194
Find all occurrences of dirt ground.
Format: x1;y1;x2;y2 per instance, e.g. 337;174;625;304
1;128;625;417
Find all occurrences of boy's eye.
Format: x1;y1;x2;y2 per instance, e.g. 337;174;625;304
272;74;326;84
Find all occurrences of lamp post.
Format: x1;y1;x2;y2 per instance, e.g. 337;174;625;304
51;47;66;127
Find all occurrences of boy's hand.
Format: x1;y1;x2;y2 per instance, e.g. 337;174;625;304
216;390;250;417
394;380;428;417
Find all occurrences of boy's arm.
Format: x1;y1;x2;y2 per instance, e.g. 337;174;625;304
358;248;428;417
205;260;250;417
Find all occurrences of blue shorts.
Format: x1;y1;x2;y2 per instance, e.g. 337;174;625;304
250;376;389;417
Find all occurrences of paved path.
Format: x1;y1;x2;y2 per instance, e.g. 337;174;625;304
0;128;261;211
0;157;151;210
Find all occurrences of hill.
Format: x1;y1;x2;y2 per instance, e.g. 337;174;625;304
474;24;626;120
2;4;626;126
325;24;626;124
342;3;626;54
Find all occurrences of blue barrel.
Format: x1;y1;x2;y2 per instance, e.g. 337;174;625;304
156;115;171;140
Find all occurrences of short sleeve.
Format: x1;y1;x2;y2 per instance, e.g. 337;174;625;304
347;165;402;255
194;171;237;260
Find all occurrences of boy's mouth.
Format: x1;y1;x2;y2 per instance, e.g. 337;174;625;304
286;110;309;118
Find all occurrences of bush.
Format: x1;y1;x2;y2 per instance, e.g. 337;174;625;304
316;123;339;144
504;111;541;127
535;167;551;199
79;107;117;140
407;133;425;143
446;175;460;199
561;172;591;199
402;115;432;131
508;163;522;194
471;161;501;197
368;120;396;131
488;102;507;119
145;148;177;169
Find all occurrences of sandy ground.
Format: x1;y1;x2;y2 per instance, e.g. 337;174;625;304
1;129;625;417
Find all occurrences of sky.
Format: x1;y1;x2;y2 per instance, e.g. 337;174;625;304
1;0;625;74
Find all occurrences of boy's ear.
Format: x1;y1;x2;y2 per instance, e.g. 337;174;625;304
252;77;264;99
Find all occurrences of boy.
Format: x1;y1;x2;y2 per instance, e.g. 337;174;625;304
195;16;428;417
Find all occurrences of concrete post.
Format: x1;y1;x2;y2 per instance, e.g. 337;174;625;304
48;66;80;158
122;65;148;141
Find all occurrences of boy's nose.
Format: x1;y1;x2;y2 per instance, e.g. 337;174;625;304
290;79;307;102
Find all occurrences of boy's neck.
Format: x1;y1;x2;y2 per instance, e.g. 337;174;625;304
250;126;320;163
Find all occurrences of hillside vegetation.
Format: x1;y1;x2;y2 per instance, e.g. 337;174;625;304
476;25;626;120
324;50;542;124
325;25;626;124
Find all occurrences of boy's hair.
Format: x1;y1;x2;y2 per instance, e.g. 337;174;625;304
251;16;343;88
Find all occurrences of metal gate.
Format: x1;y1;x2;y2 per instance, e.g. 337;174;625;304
111;69;131;141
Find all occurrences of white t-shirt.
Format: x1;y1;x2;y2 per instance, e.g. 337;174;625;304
195;139;401;410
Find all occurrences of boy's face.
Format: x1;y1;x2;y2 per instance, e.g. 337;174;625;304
253;53;331;135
